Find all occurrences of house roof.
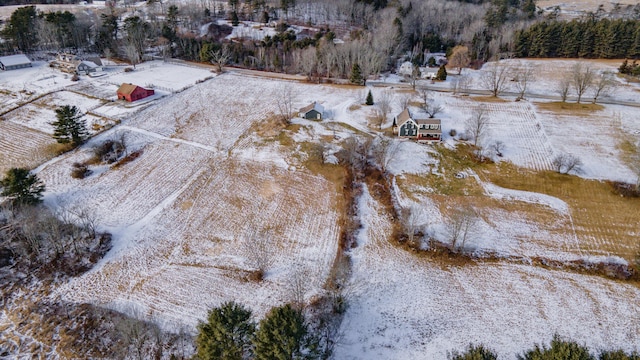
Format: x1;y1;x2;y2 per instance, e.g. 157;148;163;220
79;60;99;68
117;83;141;95
396;108;412;124
300;102;324;114
0;54;31;66
415;118;441;125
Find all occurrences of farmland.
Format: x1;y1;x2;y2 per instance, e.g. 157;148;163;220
1;58;639;358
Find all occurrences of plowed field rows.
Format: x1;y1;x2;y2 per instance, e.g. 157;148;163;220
0;120;56;173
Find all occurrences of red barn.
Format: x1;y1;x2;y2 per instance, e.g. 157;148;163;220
117;83;155;102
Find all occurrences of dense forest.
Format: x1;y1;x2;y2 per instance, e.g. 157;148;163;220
2;0;640;79
515;18;640;59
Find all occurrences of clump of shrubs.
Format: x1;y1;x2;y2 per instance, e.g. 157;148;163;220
70;162;92;179
93;139;125;163
607;181;640;198
124;67;134;72
449;335;640;360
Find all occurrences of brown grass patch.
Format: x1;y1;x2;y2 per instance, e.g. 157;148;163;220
348;104;361;111
486;162;640;261
43;142;74;156
255;114;288;138
535;101;605;114
471;96;509;103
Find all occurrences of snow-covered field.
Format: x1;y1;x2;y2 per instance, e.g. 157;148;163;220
1;57;639;358
334;187;640;359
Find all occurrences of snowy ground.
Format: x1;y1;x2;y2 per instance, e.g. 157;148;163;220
1;58;639;357
333;187;640;360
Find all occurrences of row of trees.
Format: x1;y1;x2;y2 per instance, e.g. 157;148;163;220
451;336;639;360
196;301;328;360
515;18;640;59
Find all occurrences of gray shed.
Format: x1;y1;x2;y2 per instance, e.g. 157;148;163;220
299;102;324;120
0;54;32;71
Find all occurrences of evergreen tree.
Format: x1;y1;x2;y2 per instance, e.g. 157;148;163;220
0;168;45;206
196;301;255;360
231;10;240;26
518;335;594;360
1;6;38;52
599;350;640;360
436;64;447;80
450;344;498;360
51;105;88;147
350;63;363;85
253;304;319;360
365;90;374;105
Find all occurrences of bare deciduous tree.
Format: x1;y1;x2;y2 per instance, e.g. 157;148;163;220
420;89;443;118
401;205;424;248
275;84;295;124
124;43;141;68
591;71;616;104
571;62;594;104
489;140;505;157
481;62;512;97
210;44;231;73
513;63;536;100
447;206;477;251
371;136;401;174
556;75;571;102
376;90;392;129
449;45;470;75
243;227;275;280
552;153;583;174
465;105;489;148
396;93;412;111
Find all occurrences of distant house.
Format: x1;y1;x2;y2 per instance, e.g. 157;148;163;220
77;61;103;75
393;108;441;144
299;102;324;120
51;53;79;73
0;54;32;71
419;67;437;80
398;61;415;76
117;83;155;102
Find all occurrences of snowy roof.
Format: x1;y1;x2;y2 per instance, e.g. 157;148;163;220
300;102;324;114
0;54;31;67
79;60;100;68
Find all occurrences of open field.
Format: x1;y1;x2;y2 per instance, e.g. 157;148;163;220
2;57;639;358
334;187;640;360
0;121;58;174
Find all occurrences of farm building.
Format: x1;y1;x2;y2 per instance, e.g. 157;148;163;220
299;102;324;120
0;54;32;71
77;61;102;75
393;108;441;144
117;83;155;102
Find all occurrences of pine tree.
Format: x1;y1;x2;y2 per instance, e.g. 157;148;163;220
196;301;255;360
0;168;45;206
253;304;320;360
436;64;447;80
51;105;88;147
518;335;594;360
451;344;498;360
365;90;374;105
231;11;239;26
350;63;363;85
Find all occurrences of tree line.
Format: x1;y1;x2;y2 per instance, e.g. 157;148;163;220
515;17;640;59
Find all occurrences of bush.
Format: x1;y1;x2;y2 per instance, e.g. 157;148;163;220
449;129;457;137
71;74;79;81
600;350;640;360
518;335;593;360
124;67;134;72
552;153;582;175
94;139;125;163
70;162;92;179
450;344;498;360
